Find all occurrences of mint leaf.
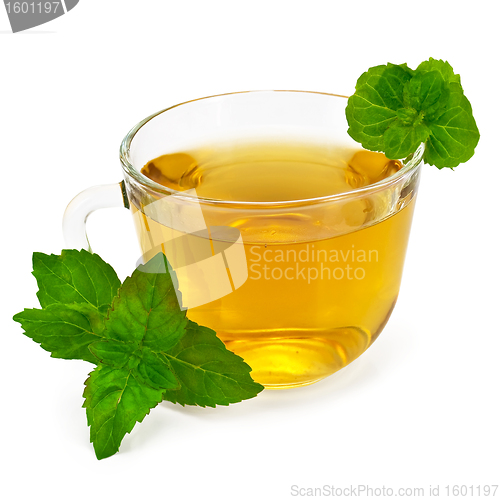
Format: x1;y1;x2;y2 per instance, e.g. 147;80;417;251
103;252;187;351
163;320;264;408
383;120;430;160
89;339;137;367
403;70;446;114
14;249;118;364
346;58;480;169
136;348;179;390
416;57;461;87
33;250;120;310
13;303;105;363
425;83;480;169
346;63;414;151
83;364;165;460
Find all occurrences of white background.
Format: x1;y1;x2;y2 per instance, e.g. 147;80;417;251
1;1;499;499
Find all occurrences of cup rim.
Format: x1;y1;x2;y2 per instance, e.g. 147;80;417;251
119;90;424;207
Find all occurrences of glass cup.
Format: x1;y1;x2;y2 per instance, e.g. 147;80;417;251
63;91;423;389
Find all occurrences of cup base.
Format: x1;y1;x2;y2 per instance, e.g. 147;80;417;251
223;326;370;389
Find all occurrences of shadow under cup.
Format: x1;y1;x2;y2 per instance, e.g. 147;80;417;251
114;92;424;389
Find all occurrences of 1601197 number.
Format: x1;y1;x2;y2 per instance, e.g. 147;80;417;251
445;485;499;496
5;2;61;14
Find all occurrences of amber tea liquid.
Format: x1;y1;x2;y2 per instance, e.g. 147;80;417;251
132;141;416;388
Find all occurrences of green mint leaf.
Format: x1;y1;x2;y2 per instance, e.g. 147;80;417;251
416;57;462;87
89;339;137;367
346;63;414;151
163;320;264;408
33;250;120;310
404;70;445;113
424;82;480;169
136;348;179;390
383;120;430;160
346;58;480;169
83;364;165;460
13;303;105;363
408;62;455;122
103;252;187;351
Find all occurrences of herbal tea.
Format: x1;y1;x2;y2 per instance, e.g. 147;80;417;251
132;141;417;388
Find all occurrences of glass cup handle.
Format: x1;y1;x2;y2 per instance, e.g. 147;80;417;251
62;180;129;251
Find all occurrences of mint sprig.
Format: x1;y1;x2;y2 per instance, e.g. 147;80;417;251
346;58;480;169
14;250;263;460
